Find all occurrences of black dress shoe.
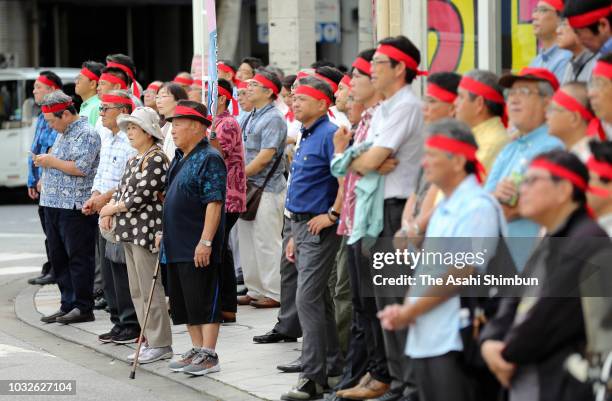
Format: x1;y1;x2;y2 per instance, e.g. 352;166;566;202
253;329;297;344
281;378;325;400
98;325;122;343
55;308;95;324
94;296;107;310
277;356;302;373
28;274;45;285
40;309;67;323
31;273;56;286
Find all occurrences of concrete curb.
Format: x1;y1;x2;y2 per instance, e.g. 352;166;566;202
15;285;269;401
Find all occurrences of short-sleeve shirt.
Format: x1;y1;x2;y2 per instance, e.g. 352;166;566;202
40;117;101;209
215;110;247;213
162;139;227;264
368;84;424;199
529;45;572;83
91;130;136;194
243;103;287;193
28;114;58;188
79;95;101;127
286;115;338;214
405;175;506;359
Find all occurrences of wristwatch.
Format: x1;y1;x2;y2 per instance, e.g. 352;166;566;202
199;239;213;247
328;207;340;218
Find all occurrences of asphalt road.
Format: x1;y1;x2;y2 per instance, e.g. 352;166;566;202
0;201;213;401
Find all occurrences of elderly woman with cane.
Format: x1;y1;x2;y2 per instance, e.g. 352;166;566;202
99;106;173;365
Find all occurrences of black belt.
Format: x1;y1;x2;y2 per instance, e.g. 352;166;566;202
287;211;318;222
384;197;407;206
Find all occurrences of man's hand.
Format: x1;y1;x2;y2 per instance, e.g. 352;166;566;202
99;202;117;218
82;197;95;215
91;194;109;213
333;126;353;154
194;243;212;267
481;340;516;388
155;234;162;251
377;157;399;175
377;303;414;331
99;215;113;231
27;187;39;200
493;179;518;205
285;237;296;263
33;154;56;168
307;214;334;236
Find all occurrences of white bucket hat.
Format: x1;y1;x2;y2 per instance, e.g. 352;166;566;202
117;107;163;141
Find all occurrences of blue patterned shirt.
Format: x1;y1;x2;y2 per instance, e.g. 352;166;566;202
91;130;136;194
40;117;101;209
162;139;227;264
28;114;58;188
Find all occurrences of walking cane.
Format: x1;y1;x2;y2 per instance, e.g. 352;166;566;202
129;258;161;379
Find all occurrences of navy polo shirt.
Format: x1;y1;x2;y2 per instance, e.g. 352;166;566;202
286;115;338;214
162;139;227;264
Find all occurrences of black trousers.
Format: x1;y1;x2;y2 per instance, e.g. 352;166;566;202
220;212;239;313
412;352;474;401
44;207;97;313
273;216;302;338
375;199;415;392
38;205;54;277
100;235;139;331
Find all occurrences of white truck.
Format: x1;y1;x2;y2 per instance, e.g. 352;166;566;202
0;67;79;188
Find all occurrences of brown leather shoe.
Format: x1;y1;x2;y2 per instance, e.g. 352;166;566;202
237;295;254;305
221;311;236;323
336;372;371;397
341;378;390;400
249;297;280;308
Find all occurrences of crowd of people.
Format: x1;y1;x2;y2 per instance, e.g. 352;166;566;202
25;0;612;400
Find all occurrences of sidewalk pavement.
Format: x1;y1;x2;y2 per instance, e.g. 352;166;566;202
15;284;301;401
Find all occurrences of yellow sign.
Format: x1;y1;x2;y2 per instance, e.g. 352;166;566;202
511;0;538;72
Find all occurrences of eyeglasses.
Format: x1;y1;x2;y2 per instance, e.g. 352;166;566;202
247;81;262;89
546;104;568;114
504;87;542;98
370;59;392;67
520;175;553;188
155;94;172;100
532;6;556;15
99;105;123;113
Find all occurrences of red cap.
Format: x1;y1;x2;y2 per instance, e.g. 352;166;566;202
499;67;560;91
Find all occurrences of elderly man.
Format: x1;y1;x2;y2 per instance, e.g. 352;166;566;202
529;0;571;82
588;55;612;140
237;69;287;309
486;67;563;269
379;119;506;401
37;91;101;324
280;76;344;401
161;100;227;377
27;71;62;286
455;70;509;172
83;90;138;344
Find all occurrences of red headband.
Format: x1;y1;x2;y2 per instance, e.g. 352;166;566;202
340;75;352;89
541;0;564;12
296;71;311;80
36;76;60;90
587;118;608;141
218;63;235;76
531;158;609;197
352;57;372;76
101;94;134;110
588;156;612;181
426;135;485;183
99;73;128;89
80;68;99;82
294;85;333;106
174;76;194;86
146;83;161;92
459;76;508;127
41;101;72;113
427;83;457;103
237;81;248;90
568;5;612;29
192;79;203;87
173;105;212;124
593;60;612;79
252;74;279;95
314;73;339;93
106;61;140;97
218;86;239;116
552;90;594;122
376;44;428;76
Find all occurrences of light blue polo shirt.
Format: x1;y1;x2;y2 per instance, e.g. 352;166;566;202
529;44;572;83
405;175;506;359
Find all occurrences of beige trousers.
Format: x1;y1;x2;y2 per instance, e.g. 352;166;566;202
124;243;172;348
237;190;285;302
